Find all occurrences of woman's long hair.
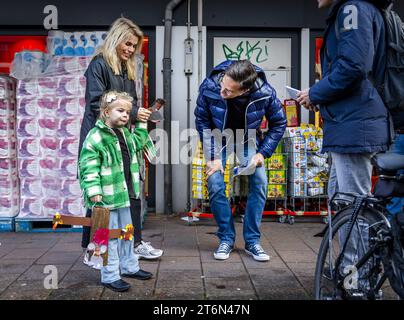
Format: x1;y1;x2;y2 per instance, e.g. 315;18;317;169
97;17;144;81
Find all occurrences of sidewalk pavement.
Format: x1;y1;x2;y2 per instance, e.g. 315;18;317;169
0;214;325;300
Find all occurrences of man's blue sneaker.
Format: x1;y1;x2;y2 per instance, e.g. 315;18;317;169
245;243;270;262
213;242;233;260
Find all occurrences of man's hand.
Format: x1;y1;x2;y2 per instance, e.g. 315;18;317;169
296;88;312;109
206;159;224;177
251;153;265;167
137;107;152;122
90;195;103;203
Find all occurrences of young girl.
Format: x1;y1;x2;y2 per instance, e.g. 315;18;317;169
79;90;156;292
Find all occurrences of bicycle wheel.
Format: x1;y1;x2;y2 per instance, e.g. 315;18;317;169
314;205;397;300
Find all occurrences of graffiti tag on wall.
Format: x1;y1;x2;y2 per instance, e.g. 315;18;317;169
222;40;270;64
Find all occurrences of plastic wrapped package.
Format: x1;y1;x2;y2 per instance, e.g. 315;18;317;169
18;138;40;157
57;97;84;117
17;117;39;137
59;138;79;157
16;79;39;96
10;51;46;80
62;198;85;216
37;97;58;117
38;77;58;95
20;178;43;197
0;195;19;218
61;179;82;197
42;198;62;217
0;99;13;117
19;197;42;217
0;137;17;157
38;118;59;137
41;176;61;197
17;97;38;117
0;117;15;137
0;158;17;177
19;158;40;177
40;137;59;157
39;158;60;176
57;76;86;96
60;158;78;177
308;187;325;196
0;177;18;195
57;118;81;137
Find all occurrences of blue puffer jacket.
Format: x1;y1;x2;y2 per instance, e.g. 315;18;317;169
310;0;390;153
194;60;286;159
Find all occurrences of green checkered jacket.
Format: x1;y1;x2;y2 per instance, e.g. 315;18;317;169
79;119;156;210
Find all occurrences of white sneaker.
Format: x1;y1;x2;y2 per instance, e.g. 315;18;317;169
83;248;102;270
83;249;91;266
134;241;163;260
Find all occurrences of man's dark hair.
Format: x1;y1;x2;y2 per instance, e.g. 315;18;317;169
224;60;258;91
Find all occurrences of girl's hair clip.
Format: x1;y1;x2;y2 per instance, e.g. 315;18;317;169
106;93;117;104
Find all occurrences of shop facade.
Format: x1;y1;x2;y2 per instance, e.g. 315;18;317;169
0;0;403;220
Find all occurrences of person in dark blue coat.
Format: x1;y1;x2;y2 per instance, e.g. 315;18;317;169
297;0;390;295
195;60;286;262
297;0;390;198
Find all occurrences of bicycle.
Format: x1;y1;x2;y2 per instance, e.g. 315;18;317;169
314;152;404;300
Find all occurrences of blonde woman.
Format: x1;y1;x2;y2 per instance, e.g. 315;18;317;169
79;17;163;266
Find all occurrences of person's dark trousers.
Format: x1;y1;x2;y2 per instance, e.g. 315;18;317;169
81;208;92;249
130;198;142;248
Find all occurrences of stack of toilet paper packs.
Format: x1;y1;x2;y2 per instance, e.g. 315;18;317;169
15;55;92;218
0;76;19;218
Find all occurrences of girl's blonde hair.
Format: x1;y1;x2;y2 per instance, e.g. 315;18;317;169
99;90;133;121
96;17;144;81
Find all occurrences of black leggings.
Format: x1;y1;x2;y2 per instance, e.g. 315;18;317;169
81;198;142;249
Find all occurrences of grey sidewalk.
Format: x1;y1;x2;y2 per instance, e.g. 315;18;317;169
0;215;324;300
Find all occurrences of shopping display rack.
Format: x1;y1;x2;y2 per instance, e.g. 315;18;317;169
185;126;332;225
284;126;330;224
263;137;292;223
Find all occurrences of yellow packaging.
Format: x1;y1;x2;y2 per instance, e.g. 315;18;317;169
268;170;286;184
268;154;286;170
267;184;286;198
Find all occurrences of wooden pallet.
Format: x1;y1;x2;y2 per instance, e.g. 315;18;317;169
0;217;15;232
15;219;83;233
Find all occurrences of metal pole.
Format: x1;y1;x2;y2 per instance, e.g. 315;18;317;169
163;0;185;215
186;0;192;214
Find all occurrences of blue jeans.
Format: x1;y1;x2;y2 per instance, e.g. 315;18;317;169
387;134;404;216
207;143;267;247
101;207;140;284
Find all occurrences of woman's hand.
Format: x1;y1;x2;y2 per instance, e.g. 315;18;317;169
90;195;103;203
137;107;152;122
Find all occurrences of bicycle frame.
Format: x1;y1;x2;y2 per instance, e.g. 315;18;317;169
325;192;392;298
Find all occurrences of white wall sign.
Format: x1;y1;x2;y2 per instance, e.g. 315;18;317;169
214;37;292;101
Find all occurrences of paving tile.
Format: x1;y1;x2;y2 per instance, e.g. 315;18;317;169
2;248;49;260
156;270;203;288
276;250;317;263
0;274;21;293
18;264;72;282
58;269;101;289
0;259;36;274
286;262;316;278
36;251;82;265
0;288;52;300
48;287;103;300
203;262;247;278
255;286;310;300
159;257;201;271
154;287;205;300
